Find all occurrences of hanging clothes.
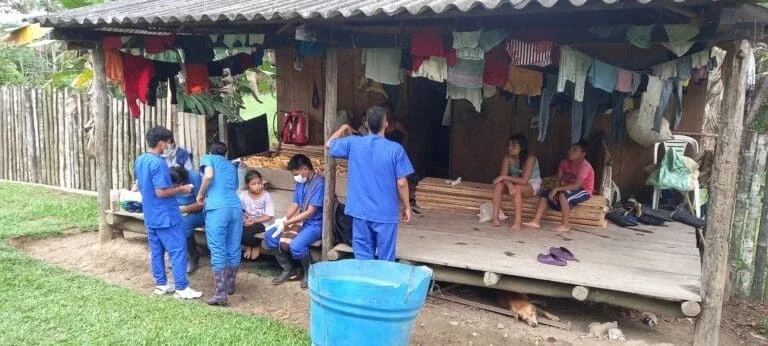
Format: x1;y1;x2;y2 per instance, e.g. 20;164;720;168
411;32;444;71
447;83;482;113
664;24;699;44
453;31;483;61
448;59;484;89
557;46;593;102
662;42;695;57
537;73;558;142
363;48;403;86
483;46;509;87
653;78;683;132
615;68;633;93
121;53;155;118
412;56;448;82
506;39;553;67
175;35;214;64
147;61;180;107
104;49;124;84
145;35;176;54
635;73;649;95
483;84;497;98
185;64;210;94
692;50;709;68
627;25;654;49
652;60;678;81
102;36;124;50
639;75;663;131
588;59;618;92
631;72;642;95
456;47;485;60
479;29;507;52
504;66;543;96
676;56;692;81
442;99;452;126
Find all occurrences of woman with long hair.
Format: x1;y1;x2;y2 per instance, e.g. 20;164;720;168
491;134;542;231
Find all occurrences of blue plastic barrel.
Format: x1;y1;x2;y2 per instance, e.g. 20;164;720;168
309;259;433;346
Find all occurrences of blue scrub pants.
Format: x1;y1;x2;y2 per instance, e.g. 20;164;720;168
147;223;188;290
181;212;205;237
205;207;243;271
352;218;398;261
263;222;322;259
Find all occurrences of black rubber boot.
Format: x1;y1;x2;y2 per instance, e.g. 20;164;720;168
206;270;228;306
272;251;297;285
298;255;312;290
186;234;200;274
224;267;238;295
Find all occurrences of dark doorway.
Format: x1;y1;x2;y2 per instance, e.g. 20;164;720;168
407;78;450;179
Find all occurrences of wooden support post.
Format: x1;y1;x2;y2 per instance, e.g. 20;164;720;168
321;49;338;261
90;43;117;243
694;40;751;346
23;88;39;183
572;286;590;301
217;114;228;145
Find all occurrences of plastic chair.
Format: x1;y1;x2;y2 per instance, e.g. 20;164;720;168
651;135;701;218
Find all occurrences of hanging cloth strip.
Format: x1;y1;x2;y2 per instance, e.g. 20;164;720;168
504;66;543;96
184;64;210;94
615;68;633;93
448;59;485;89
412;56;448;82
363;48;403;86
557;46;593;102
104;49;124;84
588;59;618;92
627;25;655;49
447;83;483;113
506;39;553;67
121;53;155;118
483;46;509;87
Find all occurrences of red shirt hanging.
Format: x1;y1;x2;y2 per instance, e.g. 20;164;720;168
121;53;155;118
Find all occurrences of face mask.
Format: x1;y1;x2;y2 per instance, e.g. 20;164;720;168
293;174;307;184
162;145;177;158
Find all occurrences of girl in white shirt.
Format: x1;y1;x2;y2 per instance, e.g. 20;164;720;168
239;170;275;260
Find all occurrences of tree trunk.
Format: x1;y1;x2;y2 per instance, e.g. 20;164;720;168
752;153;768;300
694;40;750;346
23;88;39;183
700;47;728;152
90;44;116;244
739;135;768;296
731;130;758;282
321;49;338;261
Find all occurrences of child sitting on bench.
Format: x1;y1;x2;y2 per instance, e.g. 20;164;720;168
523;140;595;233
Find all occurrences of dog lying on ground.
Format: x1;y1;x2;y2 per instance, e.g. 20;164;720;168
498;292;560;327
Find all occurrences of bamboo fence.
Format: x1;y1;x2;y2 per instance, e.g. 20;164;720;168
0;86;207;191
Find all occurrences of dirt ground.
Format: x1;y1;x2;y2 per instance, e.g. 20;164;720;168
10;232;764;346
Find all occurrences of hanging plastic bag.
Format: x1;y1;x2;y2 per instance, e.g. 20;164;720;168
477;202;508;223
646;149;697;191
626;109;674;147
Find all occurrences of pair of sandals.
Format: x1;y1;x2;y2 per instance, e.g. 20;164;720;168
537;247;576;266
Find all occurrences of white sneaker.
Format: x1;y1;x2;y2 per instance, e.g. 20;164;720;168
174;287;203;299
154;285;175;295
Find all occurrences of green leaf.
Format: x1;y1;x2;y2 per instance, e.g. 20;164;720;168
71;69;93;89
60;0;105;9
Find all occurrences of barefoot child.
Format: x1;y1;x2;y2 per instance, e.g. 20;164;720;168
239;170;275;260
523;140;594;233
491;134;542;231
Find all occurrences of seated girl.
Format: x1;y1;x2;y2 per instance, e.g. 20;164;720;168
239;170;275;260
491;134;542;231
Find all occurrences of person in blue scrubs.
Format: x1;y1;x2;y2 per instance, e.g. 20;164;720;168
262;154;324;289
327;106;414;261
169;166;204;274
196;141;243;306
134;126;202;299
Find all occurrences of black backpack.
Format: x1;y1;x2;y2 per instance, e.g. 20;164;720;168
334;200;353;246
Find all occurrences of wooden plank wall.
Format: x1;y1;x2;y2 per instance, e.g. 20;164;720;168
273;48;709;198
0;86;206;191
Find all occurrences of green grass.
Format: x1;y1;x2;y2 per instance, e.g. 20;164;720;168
0;182;309;345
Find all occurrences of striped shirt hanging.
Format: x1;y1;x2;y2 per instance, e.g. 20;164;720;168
506;39;554;67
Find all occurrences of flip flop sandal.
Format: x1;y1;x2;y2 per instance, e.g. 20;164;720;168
549;247;576;261
537;253;567;266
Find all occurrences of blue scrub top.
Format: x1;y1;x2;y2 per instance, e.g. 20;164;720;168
176;170;202;207
293;174;325;226
329;134;414;224
200;154;241;211
134;153;182;228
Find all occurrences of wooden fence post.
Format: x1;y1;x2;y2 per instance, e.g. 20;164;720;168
90;43;117;243
694;40;750;345
321;49;338;261
23;88;39;183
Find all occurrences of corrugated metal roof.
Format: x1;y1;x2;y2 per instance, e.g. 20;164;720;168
31;0;667;27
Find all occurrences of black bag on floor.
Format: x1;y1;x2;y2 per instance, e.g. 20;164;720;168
606;210;639;227
334;201;353;246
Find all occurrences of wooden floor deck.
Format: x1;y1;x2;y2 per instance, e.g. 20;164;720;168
334;210;702;304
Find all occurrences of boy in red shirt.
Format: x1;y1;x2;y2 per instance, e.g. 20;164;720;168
523;140;594;233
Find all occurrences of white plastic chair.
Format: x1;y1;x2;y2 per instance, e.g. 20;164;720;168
651;135;701;218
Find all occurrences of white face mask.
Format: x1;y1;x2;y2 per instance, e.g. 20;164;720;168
162;145;177;158
293;174;307;184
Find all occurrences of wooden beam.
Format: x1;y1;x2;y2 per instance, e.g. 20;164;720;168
694;40;751;346
572;286;590;301
23;88;39;183
217;114;228;146
90;43;117;243
321;49;338;261
483;272;501;286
